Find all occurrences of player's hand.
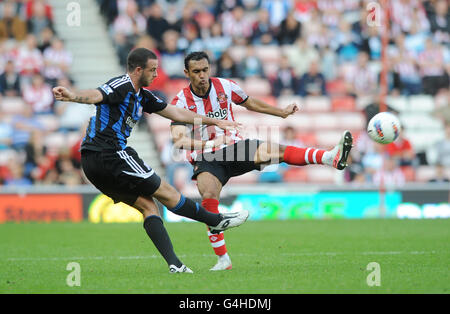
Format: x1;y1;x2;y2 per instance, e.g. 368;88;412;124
52;86;75;102
215;119;242;132
281;103;299;118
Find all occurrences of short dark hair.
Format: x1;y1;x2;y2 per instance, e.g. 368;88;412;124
127;48;157;72
184;51;210;70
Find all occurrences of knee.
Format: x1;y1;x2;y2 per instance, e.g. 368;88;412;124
134;197;159;217
201;190;219;200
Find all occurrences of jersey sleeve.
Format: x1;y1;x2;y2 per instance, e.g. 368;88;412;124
142;89;168;113
170;94;189;126
229;79;249;105
96;80;128;105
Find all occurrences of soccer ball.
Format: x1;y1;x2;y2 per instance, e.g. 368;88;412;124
367;112;401;144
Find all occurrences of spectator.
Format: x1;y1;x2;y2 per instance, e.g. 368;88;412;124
251;8;276;45
160;30;185;79
215;50;240;78
293;0;317;23
172;3;201;44
373;157;406;188
4;158;32;186
276;11;301;45
385;130;416;167
428;163;449;183
301;7;321;35
0;112;13;150
297;61;327;97
22;73;54;114
360;25;382;61
319;45;338;81
16;34;44;81
391;37;423;95
333;19;361;63
428;0;449;44
112;0;146;45
204;22;232;61
240;45;265;78
430;123;450;167
146;3;171;45
261;0;291;28
221;5;253;43
344;51;378;98
419;39;449;96
37;26;54;53
361;142;385;182
272;54;298;97
0;60;21;97
26;0;54;38
25;0;53;21
390;0;429;36
43;37;73;86
54;147;83;186
0;0;27;41
285;38;319;77
23;129;48;181
404;20;428;56
213;0;244;17
177;18;204;54
161;138;193;188
258;126;302;183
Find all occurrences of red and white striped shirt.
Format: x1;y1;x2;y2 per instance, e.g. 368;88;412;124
171;77;248;162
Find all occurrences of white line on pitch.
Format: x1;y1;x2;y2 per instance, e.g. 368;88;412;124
4;251;438;262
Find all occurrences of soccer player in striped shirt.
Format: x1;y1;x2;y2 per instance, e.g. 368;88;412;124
170;51;353;271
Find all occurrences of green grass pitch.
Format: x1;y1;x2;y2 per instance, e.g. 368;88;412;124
0;219;449;294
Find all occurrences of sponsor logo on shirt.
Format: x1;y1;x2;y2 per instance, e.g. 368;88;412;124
206;108;228;120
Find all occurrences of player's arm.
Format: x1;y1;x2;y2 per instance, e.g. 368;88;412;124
53;86;103;104
157;104;241;131
239;97;299;118
170;125;232;150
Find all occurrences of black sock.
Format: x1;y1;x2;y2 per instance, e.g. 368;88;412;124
168;195;222;226
143;215;182;268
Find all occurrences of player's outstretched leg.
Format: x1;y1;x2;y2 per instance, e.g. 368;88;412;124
281;130;353;170
322;130;353;170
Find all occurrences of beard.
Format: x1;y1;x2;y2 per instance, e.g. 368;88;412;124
139;74;150;87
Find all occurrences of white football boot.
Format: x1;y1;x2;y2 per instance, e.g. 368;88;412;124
208;210;250;234
323;130;353;170
210;254;232;271
169;264;194;274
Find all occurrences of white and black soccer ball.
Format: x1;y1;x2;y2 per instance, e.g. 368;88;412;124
367;112;401;144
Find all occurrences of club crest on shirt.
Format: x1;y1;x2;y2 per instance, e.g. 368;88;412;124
100;84;113;95
216;92;228;105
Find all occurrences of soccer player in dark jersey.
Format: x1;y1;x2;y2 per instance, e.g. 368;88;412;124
52;48;249;273
170;51;353;270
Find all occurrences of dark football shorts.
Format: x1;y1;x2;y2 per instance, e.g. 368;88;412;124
81;147;161;206
192;139;263;186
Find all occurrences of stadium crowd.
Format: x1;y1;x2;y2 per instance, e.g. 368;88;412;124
0;0;449;187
